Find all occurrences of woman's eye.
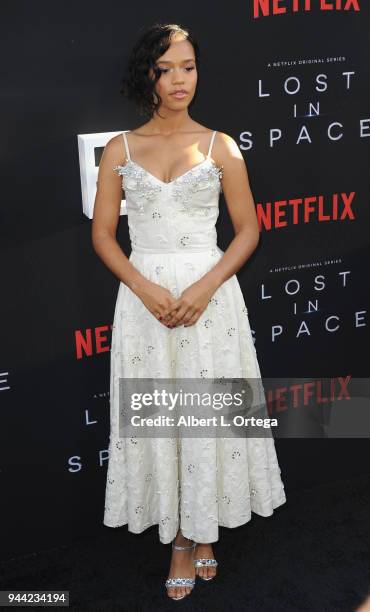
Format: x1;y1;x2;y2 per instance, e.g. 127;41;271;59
158;66;195;74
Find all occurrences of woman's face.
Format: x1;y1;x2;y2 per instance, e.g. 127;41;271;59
150;34;197;111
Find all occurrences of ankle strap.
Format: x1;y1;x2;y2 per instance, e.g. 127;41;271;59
172;541;196;551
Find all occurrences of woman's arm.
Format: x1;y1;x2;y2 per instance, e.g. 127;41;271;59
91;134;151;294
202;131;260;292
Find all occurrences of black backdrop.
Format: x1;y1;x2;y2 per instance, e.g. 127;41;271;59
1;1;369;562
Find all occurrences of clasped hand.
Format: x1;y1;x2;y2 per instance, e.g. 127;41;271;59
161;280;216;327
136;278;217;328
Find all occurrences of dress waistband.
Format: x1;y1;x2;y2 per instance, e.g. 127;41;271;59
131;244;218;254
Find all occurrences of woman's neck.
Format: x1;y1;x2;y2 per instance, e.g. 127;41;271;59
144;110;194;136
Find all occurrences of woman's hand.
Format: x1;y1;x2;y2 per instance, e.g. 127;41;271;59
133;280;179;327
161;279;218;328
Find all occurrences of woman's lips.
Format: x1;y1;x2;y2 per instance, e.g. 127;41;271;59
171;91;187;99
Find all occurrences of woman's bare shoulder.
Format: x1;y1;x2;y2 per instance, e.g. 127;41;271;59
194;126;239;149
214;130;237;145
101;133;127;171
214;131;242;160
105;132;125;151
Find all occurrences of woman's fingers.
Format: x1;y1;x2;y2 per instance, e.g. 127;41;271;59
167;307;200;328
155;294;203;328
165;304;191;327
183;313;199;327
178;308;198;327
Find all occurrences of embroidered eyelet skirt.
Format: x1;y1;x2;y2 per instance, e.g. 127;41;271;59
103;246;286;544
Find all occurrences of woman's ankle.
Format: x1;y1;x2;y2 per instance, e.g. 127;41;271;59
174;530;193;545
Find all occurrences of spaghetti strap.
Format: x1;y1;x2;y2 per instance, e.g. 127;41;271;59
207;130;217;159
122;131;131;161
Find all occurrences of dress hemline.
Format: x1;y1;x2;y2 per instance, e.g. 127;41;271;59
103;494;287;545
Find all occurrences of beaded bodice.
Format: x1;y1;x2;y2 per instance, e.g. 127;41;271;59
113;130;224;253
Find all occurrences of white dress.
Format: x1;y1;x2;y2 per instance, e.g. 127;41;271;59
103;130;286;544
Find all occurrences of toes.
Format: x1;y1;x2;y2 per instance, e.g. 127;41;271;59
176;588;183;599
210;566;216;578
196;563;217;580
167;586;183;600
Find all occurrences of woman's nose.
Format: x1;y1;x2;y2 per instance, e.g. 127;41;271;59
172;68;185;80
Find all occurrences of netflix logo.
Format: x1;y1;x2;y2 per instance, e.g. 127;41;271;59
253;0;360;18
265;375;351;416
75;325;113;359
257;191;355;230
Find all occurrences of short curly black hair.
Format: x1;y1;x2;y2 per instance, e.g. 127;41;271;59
120;22;200;118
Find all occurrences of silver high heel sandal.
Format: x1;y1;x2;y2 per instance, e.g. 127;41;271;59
165;540;196;601
193;548;218;581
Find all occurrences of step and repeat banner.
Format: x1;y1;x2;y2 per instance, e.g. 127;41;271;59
1;1;369;561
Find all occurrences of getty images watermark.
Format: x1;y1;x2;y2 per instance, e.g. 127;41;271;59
116;376;370;439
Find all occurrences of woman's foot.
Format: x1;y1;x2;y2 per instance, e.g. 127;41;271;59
194;543;217;580
166;531;196;600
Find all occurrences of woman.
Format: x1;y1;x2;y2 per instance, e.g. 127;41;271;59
92;22;286;601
